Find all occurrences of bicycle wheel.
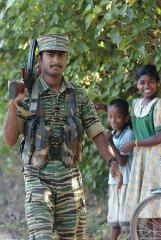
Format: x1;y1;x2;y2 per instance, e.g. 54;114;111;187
130;194;161;240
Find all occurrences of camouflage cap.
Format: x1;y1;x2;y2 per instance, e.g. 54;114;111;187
37;33;68;52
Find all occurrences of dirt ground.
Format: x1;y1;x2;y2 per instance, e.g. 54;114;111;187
0;232;14;240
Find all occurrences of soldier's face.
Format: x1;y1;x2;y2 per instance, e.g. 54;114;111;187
39;50;67;77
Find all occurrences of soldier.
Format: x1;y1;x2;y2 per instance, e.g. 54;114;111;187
4;33;122;240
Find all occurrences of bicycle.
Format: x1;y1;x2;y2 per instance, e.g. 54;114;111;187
130;188;161;240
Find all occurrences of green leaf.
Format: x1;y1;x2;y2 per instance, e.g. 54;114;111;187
119;4;128;17
83;3;93;16
119;38;131;51
51;14;59;25
126;0;137;6
138;45;146;56
95;22;106;38
156;6;161;15
85;13;94;30
103;11;113;21
114;73;124;83
93;5;102;15
109;30;122;47
126;8;135;21
0;9;5;20
77;0;85;10
99;0;109;7
111;6;118;17
5;0;15;10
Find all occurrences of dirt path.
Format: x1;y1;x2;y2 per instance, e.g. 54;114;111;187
0;232;14;240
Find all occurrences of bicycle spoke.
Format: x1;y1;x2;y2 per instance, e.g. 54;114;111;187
130;194;161;240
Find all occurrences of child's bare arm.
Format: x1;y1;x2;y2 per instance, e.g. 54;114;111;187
122;130;161;154
136;130;161;147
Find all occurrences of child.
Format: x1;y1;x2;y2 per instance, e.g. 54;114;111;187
106;99;134;240
122;64;161;239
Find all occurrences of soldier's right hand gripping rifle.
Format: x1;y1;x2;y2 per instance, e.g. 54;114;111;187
8;39;38;101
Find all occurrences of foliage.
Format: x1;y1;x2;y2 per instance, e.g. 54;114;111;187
0;0;161;191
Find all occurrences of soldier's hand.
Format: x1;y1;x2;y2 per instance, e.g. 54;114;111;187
111;161;123;190
8;80;27;103
14;87;28;104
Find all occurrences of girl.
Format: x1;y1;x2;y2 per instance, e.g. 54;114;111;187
122;64;161;239
106;99;134;240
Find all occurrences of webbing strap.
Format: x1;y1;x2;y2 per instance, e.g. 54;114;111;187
65;88;77;117
38;98;47;139
65;88;84;142
29;78;39;113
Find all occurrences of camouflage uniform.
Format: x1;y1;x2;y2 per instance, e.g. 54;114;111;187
18;76;105;240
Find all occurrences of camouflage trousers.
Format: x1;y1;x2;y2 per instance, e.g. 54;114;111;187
23;160;86;240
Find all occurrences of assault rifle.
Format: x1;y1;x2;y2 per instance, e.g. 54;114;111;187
8;39;37;99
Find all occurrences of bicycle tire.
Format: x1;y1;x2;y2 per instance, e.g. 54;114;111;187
130;193;161;240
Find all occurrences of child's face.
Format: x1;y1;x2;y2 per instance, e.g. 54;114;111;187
137;74;158;99
108;105;128;131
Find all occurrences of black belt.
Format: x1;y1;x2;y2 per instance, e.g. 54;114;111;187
49;145;61;160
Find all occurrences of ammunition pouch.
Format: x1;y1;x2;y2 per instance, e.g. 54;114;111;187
21;117;38;165
21;96;51;169
58;88;84;166
30;122;50;169
60;116;83;166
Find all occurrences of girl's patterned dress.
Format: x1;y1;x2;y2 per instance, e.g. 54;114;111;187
124;97;161;221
